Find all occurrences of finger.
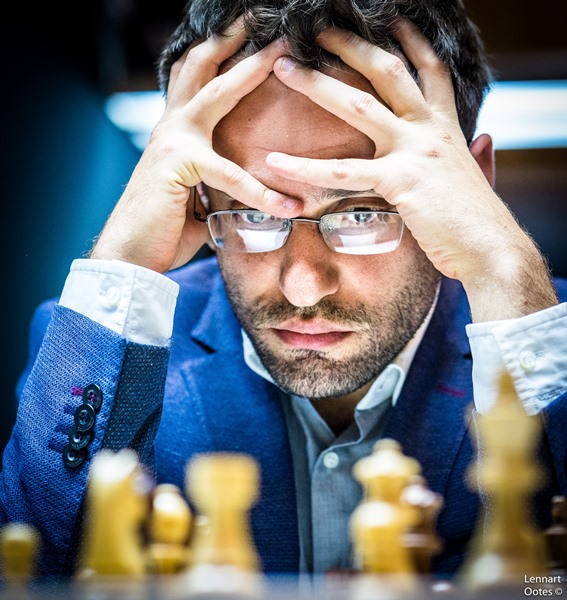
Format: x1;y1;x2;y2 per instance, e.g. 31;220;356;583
187;38;288;130
167;47;190;99
393;17;457;116
317;27;428;119
197;150;303;217
266;152;379;192
167;16;248;109
273;57;396;146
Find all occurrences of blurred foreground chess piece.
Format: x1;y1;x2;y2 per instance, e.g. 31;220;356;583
181;452;262;596
349;439;422;597
146;483;192;575
458;372;548;591
76;449;152;580
543;496;567;577
0;523;40;595
401;474;444;575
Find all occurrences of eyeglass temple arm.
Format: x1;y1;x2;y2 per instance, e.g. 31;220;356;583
191;187;208;223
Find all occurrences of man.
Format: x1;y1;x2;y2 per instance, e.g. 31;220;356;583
1;0;566;578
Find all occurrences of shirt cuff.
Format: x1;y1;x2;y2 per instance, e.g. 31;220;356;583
59;259;179;346
466;303;567;415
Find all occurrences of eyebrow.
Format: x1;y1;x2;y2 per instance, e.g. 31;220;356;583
216;188;393;209
318;189;383;202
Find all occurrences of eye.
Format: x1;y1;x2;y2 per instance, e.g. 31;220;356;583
344;211;380;224
350;212;377;224
240;212;275;225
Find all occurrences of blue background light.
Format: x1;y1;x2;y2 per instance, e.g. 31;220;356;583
104;81;567;151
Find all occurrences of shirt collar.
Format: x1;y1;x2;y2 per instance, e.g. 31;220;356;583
242;282;440;411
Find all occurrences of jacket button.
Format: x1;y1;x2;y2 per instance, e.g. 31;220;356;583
62;444;87;468
82;383;103;412
68;425;92;450
74;403;96;432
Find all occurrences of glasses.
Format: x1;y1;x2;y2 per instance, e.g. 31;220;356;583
193;192;405;255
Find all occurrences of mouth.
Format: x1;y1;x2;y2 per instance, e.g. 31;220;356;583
271;319;354;351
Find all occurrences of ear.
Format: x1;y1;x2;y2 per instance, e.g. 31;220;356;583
196;182;217;252
469;133;495;188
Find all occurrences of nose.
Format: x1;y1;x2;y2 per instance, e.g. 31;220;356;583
278;223;340;307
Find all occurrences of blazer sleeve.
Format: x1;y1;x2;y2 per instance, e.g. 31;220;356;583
0;300;170;576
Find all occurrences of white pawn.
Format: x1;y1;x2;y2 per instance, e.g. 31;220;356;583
146;483;192;574
0;522;40;587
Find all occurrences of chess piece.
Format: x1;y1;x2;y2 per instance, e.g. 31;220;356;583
182;452;262;596
77;449;151;579
146;483;192;575
543;496;567;576
0;523;40;588
458;372;548;590
350;439;421;581
401;474;444;575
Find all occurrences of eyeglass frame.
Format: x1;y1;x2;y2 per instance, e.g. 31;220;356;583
191;187;405;255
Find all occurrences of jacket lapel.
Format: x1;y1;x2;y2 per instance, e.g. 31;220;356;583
174;271;300;573
384;277;475;498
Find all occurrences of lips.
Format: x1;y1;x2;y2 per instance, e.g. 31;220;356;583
271;319;353;350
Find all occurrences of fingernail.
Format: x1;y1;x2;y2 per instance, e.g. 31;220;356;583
279;57;296;72
283;198;300;211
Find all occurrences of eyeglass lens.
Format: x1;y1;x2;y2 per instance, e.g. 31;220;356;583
207;211;404;255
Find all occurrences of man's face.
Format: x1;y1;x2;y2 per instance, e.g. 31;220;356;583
210;69;440;401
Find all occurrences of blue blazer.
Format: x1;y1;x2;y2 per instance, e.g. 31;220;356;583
1;257;566;577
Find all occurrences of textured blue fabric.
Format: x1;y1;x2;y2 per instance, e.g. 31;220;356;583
1;256;566;579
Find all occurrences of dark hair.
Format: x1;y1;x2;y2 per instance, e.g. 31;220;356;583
157;0;493;142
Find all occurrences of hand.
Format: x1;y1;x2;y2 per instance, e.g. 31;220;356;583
91;19;302;273
267;20;557;321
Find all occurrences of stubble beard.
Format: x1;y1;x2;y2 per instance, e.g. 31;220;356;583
219;260;440;400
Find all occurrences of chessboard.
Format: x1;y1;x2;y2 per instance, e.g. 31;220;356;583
0;374;565;599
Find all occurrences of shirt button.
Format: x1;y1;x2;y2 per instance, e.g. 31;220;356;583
105;286;121;308
323;451;340;470
519;349;537;372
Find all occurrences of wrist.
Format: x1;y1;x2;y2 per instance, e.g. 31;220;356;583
462;240;558;322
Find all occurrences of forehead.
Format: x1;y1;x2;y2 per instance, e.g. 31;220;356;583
212;67;378;202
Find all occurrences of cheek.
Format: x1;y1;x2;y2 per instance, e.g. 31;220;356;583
217;252;279;294
339;240;430;294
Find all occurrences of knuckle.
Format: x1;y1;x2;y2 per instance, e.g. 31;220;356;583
308;68;324;86
383;56;407;79
351;91;376;116
340;30;360;49
420;51;448;76
206;74;225;99
185;42;211;66
420;131;454;158
260;187;274;207
331;158;351;182
424;144;443;159
222;162;246;187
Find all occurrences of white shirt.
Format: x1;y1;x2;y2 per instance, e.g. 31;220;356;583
59;258;567;415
